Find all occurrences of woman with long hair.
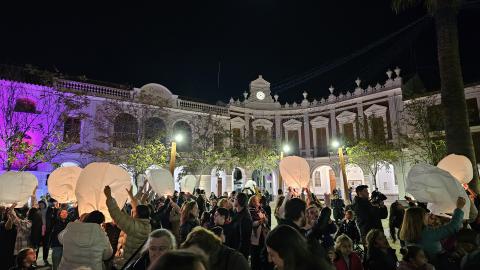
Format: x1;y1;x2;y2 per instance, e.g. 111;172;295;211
179;200;199;244
274;195;285;222
389;200;405;246
249;195;269;270
9;248;36;270
365;229;398;270
399;197;466;261
266;225;328;270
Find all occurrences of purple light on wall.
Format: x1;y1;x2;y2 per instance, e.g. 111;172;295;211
0;79;67;171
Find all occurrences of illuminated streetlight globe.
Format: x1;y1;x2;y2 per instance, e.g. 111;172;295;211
282;144;291;153
331;140;340;148
174;133;184;143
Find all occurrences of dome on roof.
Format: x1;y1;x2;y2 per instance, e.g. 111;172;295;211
139;83;173;100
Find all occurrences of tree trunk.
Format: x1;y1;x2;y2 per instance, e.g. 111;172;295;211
435;0;480;193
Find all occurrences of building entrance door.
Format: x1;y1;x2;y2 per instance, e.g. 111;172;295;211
217;178;222;196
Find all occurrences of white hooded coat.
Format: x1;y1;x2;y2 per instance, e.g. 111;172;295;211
58;222;113;270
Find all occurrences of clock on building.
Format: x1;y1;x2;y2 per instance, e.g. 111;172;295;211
256;91;266;100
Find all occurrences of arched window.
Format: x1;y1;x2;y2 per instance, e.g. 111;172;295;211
14;98;36;113
113;113;138;147
145;117;166;142
173;121;192;151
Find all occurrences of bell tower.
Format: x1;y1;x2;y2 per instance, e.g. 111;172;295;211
247;75;274;103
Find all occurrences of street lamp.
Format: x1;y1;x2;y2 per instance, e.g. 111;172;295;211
169;133;183;175
332;139;351;204
281;144;291;159
331;140;340;149
279;144;291;191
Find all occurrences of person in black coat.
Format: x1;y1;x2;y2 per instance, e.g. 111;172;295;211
29;208;43;260
389;200;405;246
335;210;361;244
308;207;337;251
181;227;250;270
37;200;57;266
1;206;18;269
365;229;398;270
351;185;388;242
212;207;234;246
50;209;70;270
331;191;346;223
260;195;272;228
230;192;252;259
179;201;200;244
279;197;329;263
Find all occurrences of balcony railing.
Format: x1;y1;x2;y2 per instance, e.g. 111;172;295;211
55;79;132;99
176;99;229;115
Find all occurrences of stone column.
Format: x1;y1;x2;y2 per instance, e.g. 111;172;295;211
388;95;398;140
303;113;311;157
357;102;364;139
244;113;250;141
330;109;337;138
297;128;303;150
275;115;282;145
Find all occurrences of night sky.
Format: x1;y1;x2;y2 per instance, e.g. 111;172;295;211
1;1;479;104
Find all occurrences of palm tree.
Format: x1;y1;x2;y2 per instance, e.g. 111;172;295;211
393;0;479;193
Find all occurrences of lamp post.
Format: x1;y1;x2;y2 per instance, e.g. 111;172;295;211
332;140;351;204
169;133;183;176
279;144;291;191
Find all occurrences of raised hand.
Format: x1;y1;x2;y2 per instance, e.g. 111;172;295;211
9;203;17;210
103;186;112;198
126;185;134;198
456;197;466;209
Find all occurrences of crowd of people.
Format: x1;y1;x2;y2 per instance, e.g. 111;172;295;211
1;182;480;270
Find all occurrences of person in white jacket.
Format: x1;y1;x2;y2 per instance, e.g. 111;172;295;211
58;210;113;270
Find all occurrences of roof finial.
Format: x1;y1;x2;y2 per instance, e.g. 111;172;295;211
329;85;334;94
355;77;361;87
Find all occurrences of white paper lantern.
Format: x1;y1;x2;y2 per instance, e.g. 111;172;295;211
406;163;470;218
437;154;473;184
75;163;131;222
180;175;197;193
47;166;82;203
244;180;257;189
280;156;311;189
146;168;175;196
0;171;38;206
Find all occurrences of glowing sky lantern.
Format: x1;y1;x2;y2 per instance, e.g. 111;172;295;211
146;168;175;196
280;156;310;189
437;154;473;184
47;166;82;203
0;171;38;206
75;163;131;222
180;175;197;193
406;163;470;218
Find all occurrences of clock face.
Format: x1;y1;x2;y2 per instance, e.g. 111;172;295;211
256;91;266;100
